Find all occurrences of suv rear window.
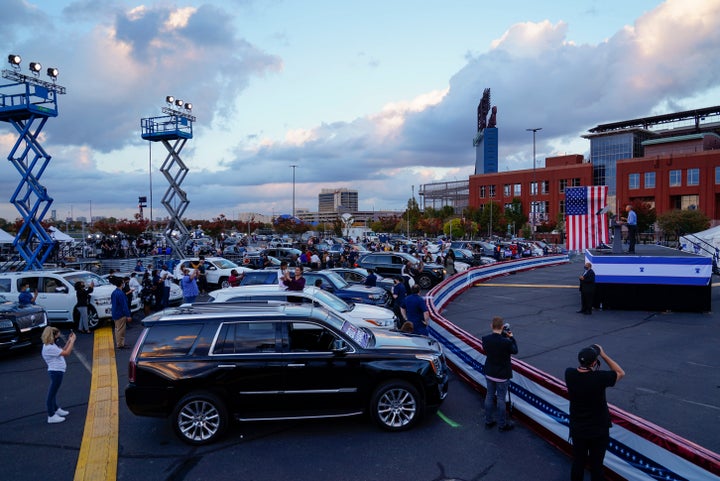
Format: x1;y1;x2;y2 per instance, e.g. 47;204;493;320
213;322;277;354
140;324;203;358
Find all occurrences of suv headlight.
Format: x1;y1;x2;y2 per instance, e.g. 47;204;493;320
0;319;13;330
364;318;394;328
416;354;444;376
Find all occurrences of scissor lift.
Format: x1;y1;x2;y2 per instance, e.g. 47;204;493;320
141;102;195;258
0;66;66;270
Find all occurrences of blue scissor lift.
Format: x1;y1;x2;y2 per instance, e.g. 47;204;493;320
0;66;66;270
141;105;195;258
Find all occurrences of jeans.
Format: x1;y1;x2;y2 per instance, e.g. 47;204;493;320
571;434;609;481
77;306;89;331
484;377;509;427
47;370;64;416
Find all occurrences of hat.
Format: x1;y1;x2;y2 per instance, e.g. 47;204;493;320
578;345;599;367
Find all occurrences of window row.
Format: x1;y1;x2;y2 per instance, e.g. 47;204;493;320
629;168;706;189
479;178;582;198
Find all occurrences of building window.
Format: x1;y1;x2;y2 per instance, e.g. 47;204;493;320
687;168;699;186
644;172;655;189
479;186;486;199
716;166;720;184
669;170;681;187
489;184;496;197
503;184;511;197
629;173;640;189
572;178;581;187
542;180;549;194
559;199;565;215
530;181;538;196
513;183;521;196
559;179;567;193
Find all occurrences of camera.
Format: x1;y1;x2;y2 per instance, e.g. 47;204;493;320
502;323;511;335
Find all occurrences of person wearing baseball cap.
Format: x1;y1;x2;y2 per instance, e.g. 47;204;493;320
565;344;625;481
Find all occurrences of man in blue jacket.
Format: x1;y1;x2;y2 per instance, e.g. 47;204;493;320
111;277;131;350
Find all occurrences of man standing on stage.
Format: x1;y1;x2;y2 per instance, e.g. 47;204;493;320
623;204;638;254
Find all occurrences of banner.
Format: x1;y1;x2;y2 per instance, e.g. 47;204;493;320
566;186;609;252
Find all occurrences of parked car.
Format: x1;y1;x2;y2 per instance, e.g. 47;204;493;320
298;270;391;307
240;254;281;270
208;285;397;329
329;267;395;294
0;293;48;351
0;269;140;329
449;241;495;257
238;270;280;286
173;257;252;289
260;247;303;263
125;303;448;444
355;252;445;289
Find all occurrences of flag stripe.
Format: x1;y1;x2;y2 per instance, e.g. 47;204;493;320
565;186;609;252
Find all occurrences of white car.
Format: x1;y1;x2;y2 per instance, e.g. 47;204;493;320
207;285;397;329
0;269;140;329
173;257;252;289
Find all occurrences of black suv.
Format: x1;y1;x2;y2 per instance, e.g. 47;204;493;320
356;252;446;289
0;294;48;352
125;303;449;445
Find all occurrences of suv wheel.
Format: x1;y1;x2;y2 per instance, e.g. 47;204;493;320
416;274;433;290
219;277;230;289
86;307;100;330
370;380;422;431
172;391;228;445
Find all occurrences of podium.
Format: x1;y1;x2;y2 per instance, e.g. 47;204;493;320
611;217;623;254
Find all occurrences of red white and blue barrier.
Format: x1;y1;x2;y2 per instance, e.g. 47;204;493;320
427;256;720;481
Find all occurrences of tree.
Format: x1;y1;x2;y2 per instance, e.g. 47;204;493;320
476;202;501;237
503;198;527;235
625;200;656;235
443;218;464;239
657;209;710;241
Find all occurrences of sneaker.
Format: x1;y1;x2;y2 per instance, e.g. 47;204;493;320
48;414;66;424
499;422;515;432
55;408;69;416
484;421;497;429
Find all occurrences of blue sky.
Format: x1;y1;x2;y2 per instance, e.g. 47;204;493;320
1;0;719;223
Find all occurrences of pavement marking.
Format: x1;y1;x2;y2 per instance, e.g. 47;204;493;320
475;283;578;288
74;326;118;481
437;410;461;428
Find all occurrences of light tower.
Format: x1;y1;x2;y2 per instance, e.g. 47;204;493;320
0;54;66;270
141;96;196;258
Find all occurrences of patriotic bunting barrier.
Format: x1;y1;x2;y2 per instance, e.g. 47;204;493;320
426;257;720;481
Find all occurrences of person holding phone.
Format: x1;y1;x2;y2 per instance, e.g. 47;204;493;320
41;327;76;423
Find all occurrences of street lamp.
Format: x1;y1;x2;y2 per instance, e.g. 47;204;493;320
526;127;542;240
290;164;297;217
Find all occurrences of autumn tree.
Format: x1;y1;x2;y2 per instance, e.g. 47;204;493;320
657;209;710;241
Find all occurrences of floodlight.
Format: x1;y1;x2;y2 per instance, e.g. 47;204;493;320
8;54;21;66
184;102;192;111
29;62;42;74
46;67;59;79
175;99;184;107
165;95;175;104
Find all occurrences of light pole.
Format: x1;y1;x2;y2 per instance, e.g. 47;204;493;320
526;127;542;239
291;164;297;218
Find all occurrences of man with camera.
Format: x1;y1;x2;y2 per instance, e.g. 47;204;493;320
565;344;625;481
481;316;518;432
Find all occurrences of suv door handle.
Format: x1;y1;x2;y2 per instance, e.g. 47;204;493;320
287;363;305;368
217;364;236;368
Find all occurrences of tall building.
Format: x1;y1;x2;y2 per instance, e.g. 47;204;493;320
318;188;358;213
473;88;499;175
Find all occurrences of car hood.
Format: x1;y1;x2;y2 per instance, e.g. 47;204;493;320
345;303;394;320
371;329;442;353
343;284;385;296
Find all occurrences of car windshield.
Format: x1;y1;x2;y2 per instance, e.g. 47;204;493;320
64;272;109;286
312;288;351;312
323;271;349;289
212;258;239;269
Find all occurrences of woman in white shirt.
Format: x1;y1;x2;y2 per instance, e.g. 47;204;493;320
41;327;76;424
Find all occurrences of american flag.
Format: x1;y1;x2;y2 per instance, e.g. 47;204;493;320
565;186;609;252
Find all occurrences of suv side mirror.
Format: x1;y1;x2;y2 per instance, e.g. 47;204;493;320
331;339;349;354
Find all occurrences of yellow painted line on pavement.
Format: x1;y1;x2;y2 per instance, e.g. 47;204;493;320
74;326;118;481
475;283;577;288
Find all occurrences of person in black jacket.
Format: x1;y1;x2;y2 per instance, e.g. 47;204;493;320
578;262;596;315
481;316;518;431
74;280;94;333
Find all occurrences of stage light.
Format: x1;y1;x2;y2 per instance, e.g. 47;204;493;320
29;62;42;75
165;95;175;104
8;54;21;66
184;102;192;111
46;67;59;79
175;99;184;108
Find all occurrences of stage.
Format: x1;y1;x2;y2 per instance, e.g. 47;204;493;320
586;244;714;312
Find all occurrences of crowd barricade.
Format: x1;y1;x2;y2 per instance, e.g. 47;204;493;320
427;255;720;481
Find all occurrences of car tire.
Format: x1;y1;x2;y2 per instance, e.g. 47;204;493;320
219;277;230;289
416;274;433;290
370;380;422;431
172;391;228;445
86;306;100;330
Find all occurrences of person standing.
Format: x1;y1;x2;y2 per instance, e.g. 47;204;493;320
482;316;518;432
159;264;173;308
111;277;131;349
623;204;638;254
391;276;407;327
277;261;289;290
180;267;199;303
578;262;596;315
283;266;306;291
18;282;38;306
565;344;625;481
74;280;94;333
41;327;76;423
196;255;208;294
401;284;429;336
364;269;377;287
445;249;457;276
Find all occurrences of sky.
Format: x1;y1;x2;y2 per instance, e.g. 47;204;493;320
1;0;720;224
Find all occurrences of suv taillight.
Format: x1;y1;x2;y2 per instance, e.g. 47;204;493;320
128;358;136;383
